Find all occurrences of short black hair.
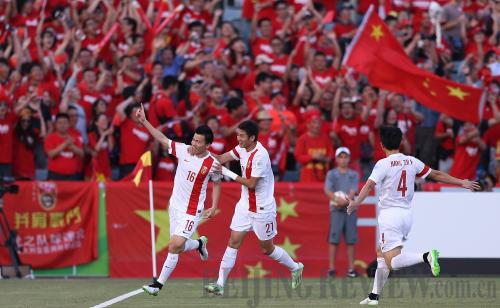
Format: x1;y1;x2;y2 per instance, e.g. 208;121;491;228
226;97;244;113
162;76;178;90
380;126;402;150
194;125;214;144
122;17;137;33
55;113;69;121
238;120;259;141
255;72;272;85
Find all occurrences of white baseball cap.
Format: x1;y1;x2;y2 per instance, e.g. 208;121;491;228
335;147;351;157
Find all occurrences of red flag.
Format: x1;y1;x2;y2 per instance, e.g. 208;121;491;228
122;151;152;186
343;7;485;123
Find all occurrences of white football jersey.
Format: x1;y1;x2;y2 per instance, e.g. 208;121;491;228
369;153;431;210
168;141;221;217
230;142;276;213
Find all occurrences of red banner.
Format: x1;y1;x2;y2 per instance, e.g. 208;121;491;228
0;182;98;268
106;182;376;278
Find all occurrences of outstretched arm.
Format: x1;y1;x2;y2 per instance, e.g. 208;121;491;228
347;179;376;215
136;103;171;150
221;166;259;189
427;169;480;191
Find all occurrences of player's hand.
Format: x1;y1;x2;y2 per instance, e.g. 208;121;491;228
202;207;217;219
212;161;222;174
347;199;359;215
461;179;481;191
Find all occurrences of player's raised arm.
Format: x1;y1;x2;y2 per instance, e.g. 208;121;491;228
427;169;481;191
135;103;171;150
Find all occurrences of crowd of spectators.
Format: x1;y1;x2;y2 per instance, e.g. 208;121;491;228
0;0;498;185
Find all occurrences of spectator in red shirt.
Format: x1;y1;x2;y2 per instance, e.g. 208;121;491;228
149;76;178;127
44;113;85;180
331;96;364;174
88;113;114;180
450;122;486;180
242;54;273;93
246;72;273;111
206;85;228;121
220;97;250;151
155;148;176;181
13;107;47;180
115;100;151;179
0;100;15;177
206;115;227;155
250;13;273;57
434;114;456;173
295;111;334;182
256;110;286;176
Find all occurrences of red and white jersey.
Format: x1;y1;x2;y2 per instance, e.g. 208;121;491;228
369;153;431;210
168;141;221;217
230;142;276;214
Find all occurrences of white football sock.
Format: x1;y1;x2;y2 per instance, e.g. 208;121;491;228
391;252;424;270
269;246;299;271
158;253;179;285
216;247;238;286
183;239;199;252
372;257;390;295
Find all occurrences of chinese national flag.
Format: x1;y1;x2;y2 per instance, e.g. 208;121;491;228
343;7;485;123
123;151;152;186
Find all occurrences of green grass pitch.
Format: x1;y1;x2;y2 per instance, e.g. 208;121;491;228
1;277;499;307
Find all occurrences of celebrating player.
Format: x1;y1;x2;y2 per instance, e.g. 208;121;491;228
204;120;304;296
135;104;222;296
347;126;480;305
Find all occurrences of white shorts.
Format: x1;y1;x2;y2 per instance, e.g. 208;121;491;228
169;206;201;239
230;203;277;241
378;207;413;253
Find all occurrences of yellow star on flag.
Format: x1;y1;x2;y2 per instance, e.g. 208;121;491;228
279;236;301;259
136;209;171;253
245;262;270;278
370;25;384;41
136;208;220;253
447;86;469;101
422;78;437;96
278;198;298;222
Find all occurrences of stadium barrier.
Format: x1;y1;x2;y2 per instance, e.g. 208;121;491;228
1;182;498;278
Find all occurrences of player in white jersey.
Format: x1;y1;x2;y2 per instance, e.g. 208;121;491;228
347;126;480;305
204;120;304;296
134;104;222;296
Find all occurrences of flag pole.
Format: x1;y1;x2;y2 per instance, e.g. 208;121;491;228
148;179;157;279
342;5;374;66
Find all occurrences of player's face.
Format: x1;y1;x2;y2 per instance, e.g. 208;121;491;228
335;153;350;168
191;133;208;155
236;129;254;148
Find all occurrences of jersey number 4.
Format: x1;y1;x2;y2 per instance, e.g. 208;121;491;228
397;170;407;197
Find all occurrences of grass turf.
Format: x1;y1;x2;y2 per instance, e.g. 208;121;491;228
0;277;499;307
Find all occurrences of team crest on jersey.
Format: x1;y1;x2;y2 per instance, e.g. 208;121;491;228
201;166;208;175
35;182;57;211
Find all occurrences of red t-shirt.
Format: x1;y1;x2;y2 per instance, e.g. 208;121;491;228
252;37;273;57
149;92;177;127
260;130;285;165
270;54;289;78
294;132;334;182
0;113;16;164
208;135;227;156
155;155;176;181
220;114;241;150
78;83;100;123
44;132;83;174
483;123;500;161
13;129;40;179
332;116;363;161
88;132;112;179
312;69;336;89
117;118;151;165
449;140;481;180
435;120;454;151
